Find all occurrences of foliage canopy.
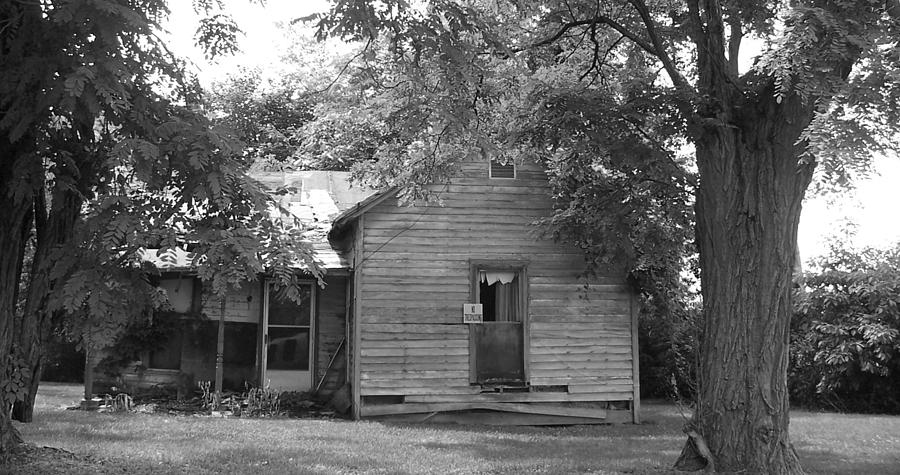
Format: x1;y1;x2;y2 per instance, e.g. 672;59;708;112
309;0;900;472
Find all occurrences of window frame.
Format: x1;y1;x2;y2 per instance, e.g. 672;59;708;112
144;275;201;372
468;259;529;384
488;159;516;179
144;329;183;372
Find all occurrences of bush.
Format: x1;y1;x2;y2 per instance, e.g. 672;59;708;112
791;244;900;413
638;277;701;401
41;332;84;383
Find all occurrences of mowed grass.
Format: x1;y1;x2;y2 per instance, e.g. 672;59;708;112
10;383;900;474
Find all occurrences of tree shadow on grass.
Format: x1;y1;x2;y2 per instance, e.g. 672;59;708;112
796;447;900;475
360;406;687;474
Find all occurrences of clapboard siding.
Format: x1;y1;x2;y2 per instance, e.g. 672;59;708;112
354;159;636;408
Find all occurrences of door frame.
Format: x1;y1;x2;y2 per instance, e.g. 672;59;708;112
260;279;316;391
468;260;529;385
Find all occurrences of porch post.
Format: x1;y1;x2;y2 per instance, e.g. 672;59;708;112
83;326;93;401
215;297;225;403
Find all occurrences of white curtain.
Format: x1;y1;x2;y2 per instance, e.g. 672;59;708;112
480;271;516;285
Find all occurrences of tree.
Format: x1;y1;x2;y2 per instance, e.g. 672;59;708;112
791;235;900;413
311;0;900;472
205;29;386;171
206;68;316;168
0;0;314;452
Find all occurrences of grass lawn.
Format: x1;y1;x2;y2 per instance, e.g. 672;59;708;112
6;383;900;474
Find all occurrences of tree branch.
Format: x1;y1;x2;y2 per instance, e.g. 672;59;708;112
697;0;729;90
533;3;698;105
685;0;705;46
310;37;373;95
625;0;694;97
533;17;655;55
727;17;742;76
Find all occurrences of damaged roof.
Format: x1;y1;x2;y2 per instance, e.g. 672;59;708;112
145;171;377;271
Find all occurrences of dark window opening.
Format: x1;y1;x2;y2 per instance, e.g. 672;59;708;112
223;323;257;365
268;286;312;326
478;272;520;322
148;331;182;370
223;322;258;390
267;327;310;370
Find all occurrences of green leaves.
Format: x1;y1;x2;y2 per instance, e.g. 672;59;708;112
791;242;900;412
0;0;322;372
2;349;33;406
196;13;244;60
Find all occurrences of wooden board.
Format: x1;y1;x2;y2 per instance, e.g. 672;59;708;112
567;383;635;394
360;339;468;349
360;402;608;419
359;386;480;396
404;392;628;403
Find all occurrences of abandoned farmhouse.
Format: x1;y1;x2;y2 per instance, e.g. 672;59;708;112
99;158;641;424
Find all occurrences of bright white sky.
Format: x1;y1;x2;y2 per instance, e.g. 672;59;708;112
162;0;331;87
161;2;900;263
799;155;900;261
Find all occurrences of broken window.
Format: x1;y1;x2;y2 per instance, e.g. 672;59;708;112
478;270;520;322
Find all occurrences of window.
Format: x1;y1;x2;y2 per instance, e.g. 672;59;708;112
223;322;258;390
478;271;521;322
147;276;200;371
148;330;182;370
489;159;516;179
158;277;196;314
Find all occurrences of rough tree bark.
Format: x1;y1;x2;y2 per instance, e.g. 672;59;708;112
674;84;815;473
0;151;36;454
12;187;84;423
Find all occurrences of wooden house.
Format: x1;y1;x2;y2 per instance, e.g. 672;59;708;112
105;161;640;424
329;158;640;424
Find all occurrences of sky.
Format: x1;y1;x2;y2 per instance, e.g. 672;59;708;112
162;0;331;87
160;1;900;263
799;155;900;261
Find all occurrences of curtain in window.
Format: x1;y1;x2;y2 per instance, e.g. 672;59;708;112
480;271;516;285
480;271;519;322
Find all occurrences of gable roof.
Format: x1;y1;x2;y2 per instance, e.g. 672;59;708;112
145;171;377;271
328;186;401;239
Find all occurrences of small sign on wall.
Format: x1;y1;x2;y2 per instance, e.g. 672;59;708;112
463;303;483;323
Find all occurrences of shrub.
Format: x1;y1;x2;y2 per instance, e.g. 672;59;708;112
791;244;900;413
637;276;701;401
41;332;84;383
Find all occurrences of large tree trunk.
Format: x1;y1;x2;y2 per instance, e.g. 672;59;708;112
675;91;814;473
13;188;83;422
0;153;37;454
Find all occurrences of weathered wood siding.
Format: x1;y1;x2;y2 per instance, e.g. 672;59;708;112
355;160;636;406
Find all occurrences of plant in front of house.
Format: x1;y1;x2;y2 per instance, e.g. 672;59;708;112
243;384;281;417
